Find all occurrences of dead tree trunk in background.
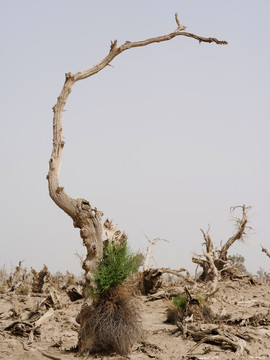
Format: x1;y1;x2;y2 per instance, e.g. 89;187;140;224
31;265;49;293
143;236;169;271
192;205;250;296
47;13;227;297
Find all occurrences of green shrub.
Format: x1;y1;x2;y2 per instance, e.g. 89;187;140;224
172;294;187;309
16;287;29;295
90;242;141;297
67;277;74;285
196;292;204;304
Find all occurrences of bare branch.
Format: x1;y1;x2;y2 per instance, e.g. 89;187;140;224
143;235;169;271
174;13;187;31
204;251;220;298
200;226;213;253
261;245;270;259
188;334;248;355
159;268;195;284
219;205;250;260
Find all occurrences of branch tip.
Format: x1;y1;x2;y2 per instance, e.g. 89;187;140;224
110;40;118;52
65;72;74;80
175;12;187;31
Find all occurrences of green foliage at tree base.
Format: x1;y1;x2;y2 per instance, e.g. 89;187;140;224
90;242;141;297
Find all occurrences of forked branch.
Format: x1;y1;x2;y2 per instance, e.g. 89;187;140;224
192;206;251;296
143;235;169;271
219;205;250;260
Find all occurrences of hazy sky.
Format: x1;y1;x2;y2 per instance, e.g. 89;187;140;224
1;1;270;276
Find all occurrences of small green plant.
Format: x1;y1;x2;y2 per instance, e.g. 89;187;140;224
82;242;142;355
67;277;74;285
172;294;187;310
16;287;29;295
165;294;187;324
90;242;141;297
0;283;6;294
196;292;204;304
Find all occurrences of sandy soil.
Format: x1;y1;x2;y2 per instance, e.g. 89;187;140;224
1;277;270;360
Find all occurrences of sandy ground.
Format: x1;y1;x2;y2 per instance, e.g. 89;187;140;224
0;277;270;360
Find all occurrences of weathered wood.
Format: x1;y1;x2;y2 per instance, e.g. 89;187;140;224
143;236;169;271
31;265;49;293
261;245;270;259
160;268;195;284
192;205;250;296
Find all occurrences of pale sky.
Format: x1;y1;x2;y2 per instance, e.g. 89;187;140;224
1;0;270;276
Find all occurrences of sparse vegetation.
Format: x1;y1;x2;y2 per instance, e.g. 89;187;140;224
172;294;187;310
228;253;248;274
67;277;74;285
79;241;142;355
15;287;29;295
165;293;187;324
0;283;6;294
196;292;204;304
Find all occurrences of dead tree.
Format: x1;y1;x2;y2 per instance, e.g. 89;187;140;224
141;235;195;293
192;205;250;296
143;236;169;271
47;13;226;294
47;12;227;352
31;265;50;293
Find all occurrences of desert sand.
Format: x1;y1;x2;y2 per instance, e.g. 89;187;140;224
1;271;270;360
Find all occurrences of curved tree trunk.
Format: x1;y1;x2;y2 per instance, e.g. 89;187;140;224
47;14;227;295
47;13;227;353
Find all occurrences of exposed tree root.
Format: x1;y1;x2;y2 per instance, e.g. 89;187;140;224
187;333;249;355
79;285;142;355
